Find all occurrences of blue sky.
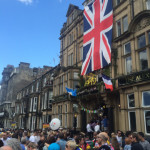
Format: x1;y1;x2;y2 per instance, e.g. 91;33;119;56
0;0;84;80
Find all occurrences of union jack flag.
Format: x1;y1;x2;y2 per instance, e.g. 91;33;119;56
81;0;113;75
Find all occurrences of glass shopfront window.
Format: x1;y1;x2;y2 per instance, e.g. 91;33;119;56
127;93;135;108
128;111;136;132
125;56;132;74
144;111;150;134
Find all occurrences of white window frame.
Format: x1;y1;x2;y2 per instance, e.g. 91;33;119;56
144;110;150;135
43;78;47;87
124;42;131;55
125;56;132;74
116;19;121;37
127;93;135;108
146;0;150;10
31;85;34;93
44;92;47;109
128;111;136;131
30;98;33;112
142;91;150;107
123;15;128;32
33;97;37;112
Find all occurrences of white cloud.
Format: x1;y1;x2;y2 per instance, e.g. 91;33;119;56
17;0;33;5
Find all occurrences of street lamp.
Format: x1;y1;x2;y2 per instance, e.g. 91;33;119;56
73;112;77;133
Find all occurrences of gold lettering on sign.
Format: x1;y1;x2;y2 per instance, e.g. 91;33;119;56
136;75;141;81
84;73;97;86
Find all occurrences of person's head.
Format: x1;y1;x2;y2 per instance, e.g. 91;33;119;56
46;136;56;145
0;146;13;150
23;132;28;137
117;130;122;137
93;132;97;139
75;135;82;145
125;138;132;145
111;137;120;150
2;133;7;140
79;137;85;145
131;133;139;143
6;138;22;150
40;135;45;141
21;138;27;145
97;132;108;145
125;131;132;138
27;142;37;150
58;133;64;139
65;141;76;150
138;132;145;141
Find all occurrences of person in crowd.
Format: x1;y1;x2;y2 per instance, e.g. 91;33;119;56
12;130;19;139
0;146;13;150
29;131;37;144
131;133;144;150
43;136;56;150
1;132;10;146
111;136;119;150
80;136;91;150
95;122;100;132
75;135;82;150
48;142;60;150
86;122;93;140
116;130;122;147
0;140;4;147
124;137;131;150
97;132;111;150
65;140;76;150
102;116;108;132
21;138;27;150
6;138;22;150
38;134;45;150
27;142;37;150
91;132;100;149
21;132;29;142
138;132;150;150
56;133;66;150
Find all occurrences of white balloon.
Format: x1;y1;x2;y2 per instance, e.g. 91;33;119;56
50;118;61;130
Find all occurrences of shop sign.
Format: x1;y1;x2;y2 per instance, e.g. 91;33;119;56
84;73;97;86
118;70;150;86
43;124;50;129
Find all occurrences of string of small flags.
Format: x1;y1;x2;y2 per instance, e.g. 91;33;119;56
81;107;98;114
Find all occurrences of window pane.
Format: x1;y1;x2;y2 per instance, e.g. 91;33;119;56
124;42;131;55
143;91;150;106
125;56;132;74
116;0;121;5
80;47;83;60
148;32;150;44
146;0;150;10
138;35;146;49
123;16;128;32
127;94;135;108
139;50;148;70
116;20;121;37
145;111;150;133
129;112;136;131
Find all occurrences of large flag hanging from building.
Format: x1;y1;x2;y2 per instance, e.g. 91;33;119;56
81;0;113;75
102;74;113;91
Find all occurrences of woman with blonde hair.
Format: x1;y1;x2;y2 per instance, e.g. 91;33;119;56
65;141;76;150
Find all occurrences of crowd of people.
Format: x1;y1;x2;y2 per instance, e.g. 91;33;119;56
0;127;149;150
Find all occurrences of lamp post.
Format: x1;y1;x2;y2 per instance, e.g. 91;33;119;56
73;113;77;134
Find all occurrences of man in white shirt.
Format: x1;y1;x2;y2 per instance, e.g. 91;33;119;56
1;132;10;146
29;131;37;144
116;130;122;147
86;122;93;140
94;122;100;132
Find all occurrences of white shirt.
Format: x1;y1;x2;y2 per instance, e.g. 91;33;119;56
29;135;35;143
1;138;10;146
116;136;122;146
86;124;93;132
94;125;100;132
